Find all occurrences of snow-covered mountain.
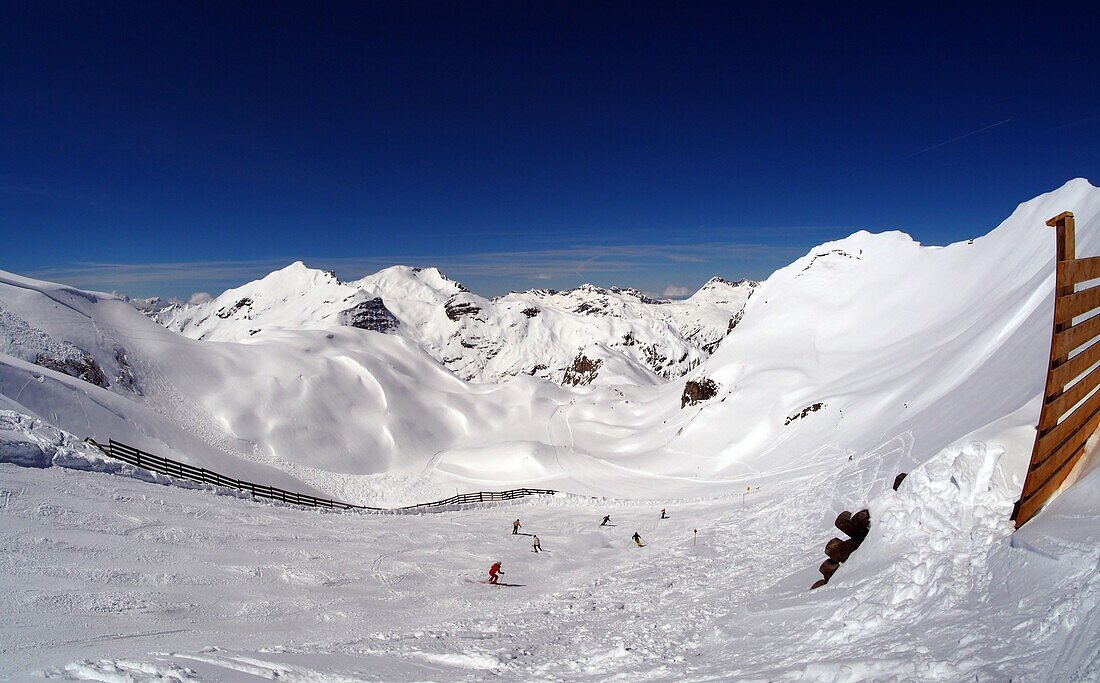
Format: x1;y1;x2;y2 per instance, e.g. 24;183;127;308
3;180;1100;679
3;177;1098;508
151;266;756;385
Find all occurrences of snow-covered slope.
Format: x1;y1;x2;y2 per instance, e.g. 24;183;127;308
1;179;1099;510
2;427;1096;680
3;179;1100;679
155;265;755;385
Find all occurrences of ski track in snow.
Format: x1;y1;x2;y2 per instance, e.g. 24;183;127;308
3;180;1100;679
2;440;1097;682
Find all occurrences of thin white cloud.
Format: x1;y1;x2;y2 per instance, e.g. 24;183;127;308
662;284;690;297
15;241;808;297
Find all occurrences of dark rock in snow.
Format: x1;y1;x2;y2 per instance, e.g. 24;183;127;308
34;352;109;388
114;347;140;394
521;307;540;318
893;472;908;491
444;296;482;322
785;402;825;426
834;511;853;536
1;305;108;389
814;508;872;588
216;297;253;319
849;509;871;542
810;578;829;590
562;353;602;386
681;378;719;408
727;309;744;334
824;537;859;564
342;297;399;333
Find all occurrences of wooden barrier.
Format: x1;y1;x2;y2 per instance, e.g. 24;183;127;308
1015;211;1098;527
85;438;557;513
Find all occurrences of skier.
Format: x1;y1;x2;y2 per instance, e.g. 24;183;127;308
600;514;611;527
512;519;522;535
489;561;504;584
632;531;645;547
532;534;542;553
660;508;668;519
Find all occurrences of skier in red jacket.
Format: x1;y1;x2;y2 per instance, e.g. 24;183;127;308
488;561;504;584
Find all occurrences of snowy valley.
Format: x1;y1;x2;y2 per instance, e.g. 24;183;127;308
2;180;1099;681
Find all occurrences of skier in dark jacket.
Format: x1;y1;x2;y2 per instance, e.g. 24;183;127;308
632;531;645;547
600;515;611;527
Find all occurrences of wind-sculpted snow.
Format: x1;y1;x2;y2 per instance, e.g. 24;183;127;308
3;179;1100;508
156;264;755;385
2;179;1100;678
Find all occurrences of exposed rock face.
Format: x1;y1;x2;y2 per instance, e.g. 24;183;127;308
727;309;745;334
681;378;719;408
153;263;757;386
799;249;860;275
700;303;748;354
562;353;603;387
216;297;253;319
785;402;825;425
114;347;140;394
0;305;110;389
341;298;399;333
34;351;109;388
444;295;483;322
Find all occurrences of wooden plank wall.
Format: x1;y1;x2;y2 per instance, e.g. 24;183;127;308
1015;211;1099;527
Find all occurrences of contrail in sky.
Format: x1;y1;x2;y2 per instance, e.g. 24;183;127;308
907;118;1013;158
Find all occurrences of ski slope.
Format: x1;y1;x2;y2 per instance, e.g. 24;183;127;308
2;179;1100;679
1;439;1096;680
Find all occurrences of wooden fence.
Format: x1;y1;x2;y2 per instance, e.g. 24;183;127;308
86;438;557;513
399;487;558;510
1015;211;1098;527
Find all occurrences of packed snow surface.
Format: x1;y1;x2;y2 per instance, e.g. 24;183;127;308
1;440;1096;680
2;179;1100;679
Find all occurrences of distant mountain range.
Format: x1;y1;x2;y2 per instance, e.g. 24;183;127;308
140;264;756;386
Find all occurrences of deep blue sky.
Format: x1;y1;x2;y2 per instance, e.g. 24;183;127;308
2;2;1098;299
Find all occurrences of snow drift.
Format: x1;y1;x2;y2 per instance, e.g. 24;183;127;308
1;179;1098;509
2;179;1100;680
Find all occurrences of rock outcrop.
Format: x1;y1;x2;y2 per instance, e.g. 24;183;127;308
681;378;719;408
341;298;399;333
0;305;110;389
562;353;603;387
